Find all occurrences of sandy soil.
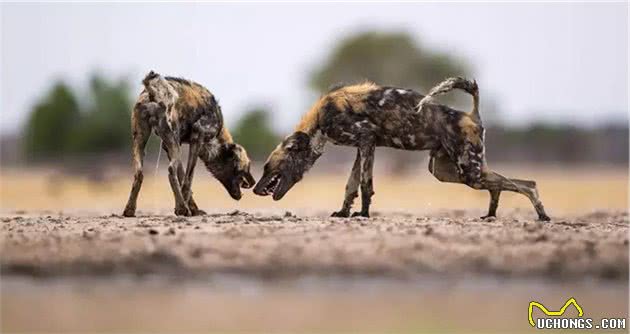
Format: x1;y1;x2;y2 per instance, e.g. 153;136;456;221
1;210;628;332
2;210;627;279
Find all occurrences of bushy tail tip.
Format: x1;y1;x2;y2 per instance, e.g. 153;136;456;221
417;77;480;120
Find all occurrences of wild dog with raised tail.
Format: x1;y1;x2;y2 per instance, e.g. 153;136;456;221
254;78;550;221
123;71;255;217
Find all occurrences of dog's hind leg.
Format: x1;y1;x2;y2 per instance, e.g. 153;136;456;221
481;190;501;219
482;173;550;221
159;131;191;216
429;149;549;221
428;149;461;183
123;110;151;217
162;141;186;185
331;149;361;218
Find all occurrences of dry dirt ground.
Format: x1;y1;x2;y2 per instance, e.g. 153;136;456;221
1;210;628;333
1;210;628;279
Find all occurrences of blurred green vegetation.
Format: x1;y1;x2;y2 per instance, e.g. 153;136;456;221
23;74;133;161
310;31;470;98
232;107;280;161
23;82;81;158
66;76;133;154
16;31;627;167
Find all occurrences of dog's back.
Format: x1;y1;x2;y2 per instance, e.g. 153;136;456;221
300;82;449;150
137;72;224;143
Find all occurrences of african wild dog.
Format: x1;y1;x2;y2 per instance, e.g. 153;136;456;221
254;78;550;221
123;71;255;217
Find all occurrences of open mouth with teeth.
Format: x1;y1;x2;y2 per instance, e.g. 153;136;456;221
264;174;281;194
254;173;289;200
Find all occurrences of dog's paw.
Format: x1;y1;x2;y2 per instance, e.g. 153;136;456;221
174;206;192;217
122;207;136;217
331;210;350;218
351;211;370;218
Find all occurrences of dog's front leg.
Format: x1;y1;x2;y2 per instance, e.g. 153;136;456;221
331;149;361;217
182;139;205;216
352;143;375;218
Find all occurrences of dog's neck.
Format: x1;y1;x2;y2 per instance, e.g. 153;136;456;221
308;130;327;157
199;126;234;163
301;130;326;176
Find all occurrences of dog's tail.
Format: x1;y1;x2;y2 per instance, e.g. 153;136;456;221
142;70;160;86
142;70;161;100
417;77;479;120
141;71;164;180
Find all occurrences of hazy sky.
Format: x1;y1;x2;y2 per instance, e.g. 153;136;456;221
1;2;628;135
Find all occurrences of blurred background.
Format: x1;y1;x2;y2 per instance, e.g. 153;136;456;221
1;3;628;333
1;2;627;215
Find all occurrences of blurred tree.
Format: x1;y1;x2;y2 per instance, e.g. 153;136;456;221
23;73;133;160
232;107;279;161
67;74;133;153
310;31;471;98
23;82;80;160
